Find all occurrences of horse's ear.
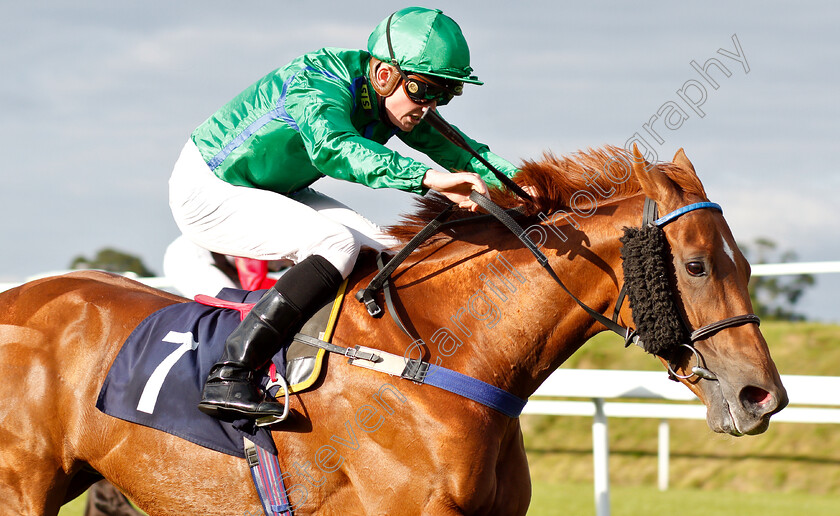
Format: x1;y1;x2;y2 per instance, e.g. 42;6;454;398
672;147;709;199
673;148;695;173
631;144;681;209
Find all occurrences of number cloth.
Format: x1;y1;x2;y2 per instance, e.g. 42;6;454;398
96;288;277;457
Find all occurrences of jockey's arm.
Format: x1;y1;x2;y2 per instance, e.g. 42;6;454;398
287;72;432;194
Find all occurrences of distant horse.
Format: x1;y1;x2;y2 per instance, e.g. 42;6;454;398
0;147;786;515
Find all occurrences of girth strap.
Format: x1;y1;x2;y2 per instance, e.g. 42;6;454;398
405;361;527;418
346;350;528;418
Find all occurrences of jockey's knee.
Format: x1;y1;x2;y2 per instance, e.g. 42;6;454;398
303;226;360;279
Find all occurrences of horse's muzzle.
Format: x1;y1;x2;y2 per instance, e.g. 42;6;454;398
709;378;788;436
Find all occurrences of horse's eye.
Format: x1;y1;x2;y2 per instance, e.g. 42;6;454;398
685;261;706;277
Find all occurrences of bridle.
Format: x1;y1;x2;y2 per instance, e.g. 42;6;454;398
612;197;761;381
352;49;760;410
356;192;760;394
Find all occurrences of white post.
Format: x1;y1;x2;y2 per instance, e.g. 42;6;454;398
592;398;610;516
658;418;670;491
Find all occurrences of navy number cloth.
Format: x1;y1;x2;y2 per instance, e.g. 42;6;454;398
96;288;280;457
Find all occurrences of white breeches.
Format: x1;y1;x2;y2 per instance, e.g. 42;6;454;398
168;140;399;294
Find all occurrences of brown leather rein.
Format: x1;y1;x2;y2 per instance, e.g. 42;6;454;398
357;194;759;383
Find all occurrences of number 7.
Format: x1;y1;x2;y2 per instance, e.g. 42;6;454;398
137;331;199;414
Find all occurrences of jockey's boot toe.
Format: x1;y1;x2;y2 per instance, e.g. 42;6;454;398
197;366;285;420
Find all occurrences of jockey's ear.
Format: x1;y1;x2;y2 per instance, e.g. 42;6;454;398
370;58;401;97
631;144;681;212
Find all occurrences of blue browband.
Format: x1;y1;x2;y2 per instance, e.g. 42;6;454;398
653;202;722;227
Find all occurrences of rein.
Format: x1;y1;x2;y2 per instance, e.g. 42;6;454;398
350;191;761;416
352;109;756;414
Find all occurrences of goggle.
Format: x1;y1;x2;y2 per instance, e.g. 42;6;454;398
385;12;463;107
401;74;463;106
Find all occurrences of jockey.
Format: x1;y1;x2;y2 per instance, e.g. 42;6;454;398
168;7;519;421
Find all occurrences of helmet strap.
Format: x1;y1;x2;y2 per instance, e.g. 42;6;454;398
371;12;408;98
384;12;412;85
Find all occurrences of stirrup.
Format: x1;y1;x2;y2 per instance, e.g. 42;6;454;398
256;372;291;426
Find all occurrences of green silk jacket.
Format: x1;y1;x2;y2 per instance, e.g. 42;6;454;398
190;47;518;195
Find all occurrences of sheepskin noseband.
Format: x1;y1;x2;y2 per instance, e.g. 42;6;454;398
619;224;687;358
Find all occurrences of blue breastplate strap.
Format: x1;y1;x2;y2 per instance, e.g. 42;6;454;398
653;202;722;227
401;359;527;418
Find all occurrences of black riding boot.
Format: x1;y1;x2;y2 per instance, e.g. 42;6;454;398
198;255;343;421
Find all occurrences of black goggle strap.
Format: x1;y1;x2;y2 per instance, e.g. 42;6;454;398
385;12;529;203
385;13;410;83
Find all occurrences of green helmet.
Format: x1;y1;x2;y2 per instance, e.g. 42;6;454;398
367;7;482;85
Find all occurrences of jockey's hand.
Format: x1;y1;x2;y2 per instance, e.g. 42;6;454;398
422;169;488;212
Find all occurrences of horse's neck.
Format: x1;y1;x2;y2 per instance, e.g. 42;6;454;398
393;199;638;399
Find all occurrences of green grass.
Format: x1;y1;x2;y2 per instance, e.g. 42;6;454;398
59;483;840;516
529;481;840;515
562;320;840;374
57;495;85;516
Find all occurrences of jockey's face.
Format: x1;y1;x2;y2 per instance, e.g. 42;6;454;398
383;82;436;131
375;64;436;132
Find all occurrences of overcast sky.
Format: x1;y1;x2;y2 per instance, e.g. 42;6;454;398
1;1;837;321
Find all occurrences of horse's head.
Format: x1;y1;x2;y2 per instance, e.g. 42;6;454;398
625;146;788;435
386;144;787;436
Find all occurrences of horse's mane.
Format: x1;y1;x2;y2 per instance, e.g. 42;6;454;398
388;145;708;245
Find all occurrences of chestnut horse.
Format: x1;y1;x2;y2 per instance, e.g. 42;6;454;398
0;147;787;515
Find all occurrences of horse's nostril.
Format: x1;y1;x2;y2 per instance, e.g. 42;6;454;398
740;386;773;412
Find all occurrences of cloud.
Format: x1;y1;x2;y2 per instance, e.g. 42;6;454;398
1;1;838;323
717;186;840;260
